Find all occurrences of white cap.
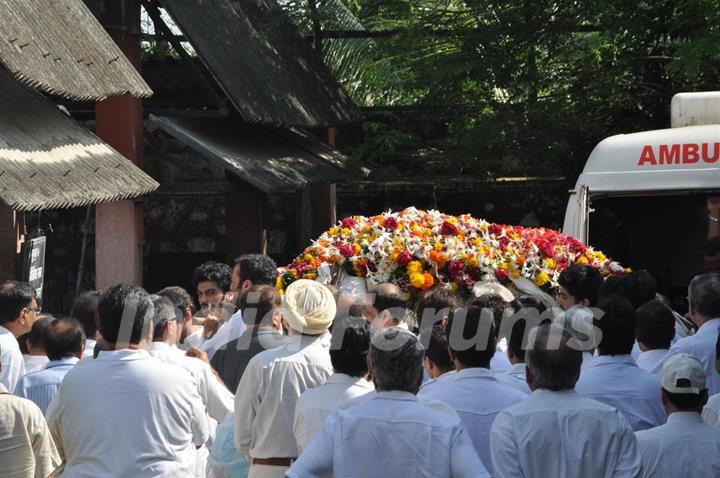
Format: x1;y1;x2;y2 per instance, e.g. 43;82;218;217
661;353;706;394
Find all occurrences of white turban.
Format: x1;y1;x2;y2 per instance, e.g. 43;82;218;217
282;279;336;335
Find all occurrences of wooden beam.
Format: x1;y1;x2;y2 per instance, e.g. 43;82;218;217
225;184;267;262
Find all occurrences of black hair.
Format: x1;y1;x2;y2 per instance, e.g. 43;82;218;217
239;285;281;326
516;295;547;315
45;317;85;361
98;284;153;345
446;306;495;368
599;271;657;309
234;254;278;286
27;316;53;349
330;318;372;377
470;294;509;338
150;295;180;340
0;280;36;325
705;236;720;256
635;300;675;350
156;286;195;315
415;289;462;332
70;290;100;339
664;388;708;410
421;323;454;373
558;264;603;306
191;261;232;293
595;295;636;355
371;290;407;321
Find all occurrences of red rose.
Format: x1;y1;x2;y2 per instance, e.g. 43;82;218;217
396;250;412;265
488;224;503;236
441;221;458;236
339;244;354;257
495;268;509;281
448;260;464;277
341;217;356;229
383;217;398;230
498;236;510;250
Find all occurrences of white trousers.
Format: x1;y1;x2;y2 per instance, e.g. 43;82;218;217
247;464;290;478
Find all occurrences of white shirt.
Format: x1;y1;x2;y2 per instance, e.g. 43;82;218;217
287;391;489;478
497;363;531;394
293;373;374;454
147;341;234;422
635;349;668;377
180;328;205;351
201;310;247;360
576;355;665;431
490;347;511;373
15;357;79;414
46;349;209;478
491;389;642;478
0;325;24;393
419;367;527;474
635;411;720;477
234;332;333;459
702;393;720;427
418;370;457;395
22;354;49;375
82;338;96;358
667;318;720;395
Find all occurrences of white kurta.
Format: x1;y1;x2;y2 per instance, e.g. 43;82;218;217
576;355;665;430
635;412;720;478
418;370;456;395
667;318;720;395
491;389;642;478
703;393;720;427
635;349;668;377
234;332;333;461
46;349;209;478
22;355;49;375
293;373;374;454
287;390;489;478
418;367;527;474
0;325;24;393
496;363;531;394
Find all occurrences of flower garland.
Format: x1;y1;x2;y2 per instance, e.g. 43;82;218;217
278;208;626;296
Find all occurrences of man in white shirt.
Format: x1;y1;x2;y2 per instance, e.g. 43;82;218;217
16;317;84;414
46;283;209;478
576;295;665;430
288;327;489;478
70;290;101;358
420;305;526;474
234;279;336;478
363;283;411;330
21;316;52;374
294;317;374;453
491;323;642;478
667;273;720;395
635;300;675;376
418;323;456;394
0;281;40;392
636;353;720;477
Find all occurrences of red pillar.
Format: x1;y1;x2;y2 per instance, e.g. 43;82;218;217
95;0;144;288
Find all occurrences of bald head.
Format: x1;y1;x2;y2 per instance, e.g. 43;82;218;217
45;317;85;361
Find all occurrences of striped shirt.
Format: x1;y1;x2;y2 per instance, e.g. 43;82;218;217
15;357;79;415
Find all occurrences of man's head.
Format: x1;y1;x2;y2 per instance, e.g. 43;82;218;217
231;254;278;293
445;306;496;369
330;317;372;378
470;293;510;338
525;323;582;391
557;264;603;310
420;323;454;378
0;280;39;337
594;295;636;356
98;284;153;348
660;353;708;414
150;295;181;344
282;279;336;335
687;273;720;327
239;285;282;329
599;271;657;310
191;261;232;309
45;317;85;361
635;300;675;352
415;288;461;332
156;286;196;343
25;315;54;355
705;236;720;273
364;284;407;330
70;290;100;341
368;327;424;393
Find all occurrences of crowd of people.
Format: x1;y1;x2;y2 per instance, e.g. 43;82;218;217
1;247;720;477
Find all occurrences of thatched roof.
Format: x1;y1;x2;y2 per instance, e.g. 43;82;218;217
150;115;360;194
0;69;158;211
159;0;362;128
0;0;152;100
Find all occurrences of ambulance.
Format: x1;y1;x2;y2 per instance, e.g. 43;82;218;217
563;92;720;303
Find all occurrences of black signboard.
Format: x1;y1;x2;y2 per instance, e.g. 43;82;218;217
21;236;46;306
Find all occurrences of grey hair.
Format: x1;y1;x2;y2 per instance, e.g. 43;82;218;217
149;295;181;340
369;327;424;393
688;273;720;318
526;323;582;391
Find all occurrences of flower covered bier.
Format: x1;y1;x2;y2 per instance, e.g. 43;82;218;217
278;208;626;296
